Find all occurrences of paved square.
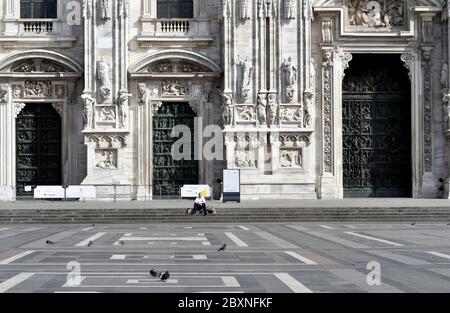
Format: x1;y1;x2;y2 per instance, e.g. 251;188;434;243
1;222;450;293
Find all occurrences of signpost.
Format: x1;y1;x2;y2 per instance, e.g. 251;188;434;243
223;169;240;202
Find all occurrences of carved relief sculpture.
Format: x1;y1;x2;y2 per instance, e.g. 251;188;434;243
12;85;22;99
100;0;111;20
137;82;147;105
221;92;234;126
283;0;296;19
162;81;188;96
81;93;95;129
240;0;251;20
282;57;297;102
96;150;116;169
267;93;278;126
55;85;65;99
236;105;256;121
0;84;8;103
280;106;301;122
347;0;404;28
235;150;257;168
25;81;52;97
99;107;116;122
97;57;111;100
257;94;267;125
280;150;302;168
238;56;254;102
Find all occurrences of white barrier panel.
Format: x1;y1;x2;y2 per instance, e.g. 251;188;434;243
66;186;97;199
0;186;13;198
34;186;65;199
181;185;211;198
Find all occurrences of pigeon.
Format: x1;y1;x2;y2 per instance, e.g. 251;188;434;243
411;222;416;226
46;240;55;245
119;241;125;246
87;241;93;247
218;244;227;252
91;224;95;227
161;271;170;281
150;269;161;277
447;222;450;226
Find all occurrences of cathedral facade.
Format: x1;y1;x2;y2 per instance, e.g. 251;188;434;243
0;0;449;201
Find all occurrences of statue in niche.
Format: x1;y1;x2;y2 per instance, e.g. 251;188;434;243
237;56;254;102
81;93;95;129
322;20;333;43
444;94;450;130
257;94;267;125
220;92;234;126
284;0;296;19
97;57;111;100
441;63;448;92
304;92;314;127
118;92;131;129
100;0;111;20
240;0;251;20
282;57;297;102
267;93;278;126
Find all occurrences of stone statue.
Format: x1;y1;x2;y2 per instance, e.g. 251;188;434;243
444;94;450;130
283;57;297;89
81;93;95;129
137;82;147;105
441;63;448;92
0;84;8;103
304;92;314;127
97;57;110;87
240;0;251;20
267;93;278;126
238;56;254;102
100;0;110;20
221;92;234;126
118;92;131;128
97;57;110;100
322;20;333;43
284;0;296;19
257;94;267;125
282;57;297;102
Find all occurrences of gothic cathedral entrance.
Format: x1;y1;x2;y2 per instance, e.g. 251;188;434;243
16;103;62;197
153;102;198;198
342;54;412;197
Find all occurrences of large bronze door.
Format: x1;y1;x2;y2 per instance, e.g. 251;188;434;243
153;102;198;198
342;55;412;197
16;103;62;197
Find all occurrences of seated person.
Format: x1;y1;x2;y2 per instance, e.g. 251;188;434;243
192;192;207;216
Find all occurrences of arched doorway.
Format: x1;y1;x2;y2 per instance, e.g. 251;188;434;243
152;102;198;198
16;103;62;197
342;54;412;197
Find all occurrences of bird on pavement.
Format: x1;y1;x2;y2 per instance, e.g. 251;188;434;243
411;222;416;226
119;241;125;246
91;224;95;227
218;244;227;252
46;240;55;245
87;241;93;247
150;269;161;277
161;271;170;281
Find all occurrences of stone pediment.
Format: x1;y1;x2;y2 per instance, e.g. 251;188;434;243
129;49;222;79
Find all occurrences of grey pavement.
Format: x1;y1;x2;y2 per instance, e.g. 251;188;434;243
1;222;450;292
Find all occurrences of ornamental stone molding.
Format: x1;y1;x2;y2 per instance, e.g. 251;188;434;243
14;103;26;118
87;134;126;149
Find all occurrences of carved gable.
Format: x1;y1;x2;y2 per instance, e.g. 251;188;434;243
11;59;68;73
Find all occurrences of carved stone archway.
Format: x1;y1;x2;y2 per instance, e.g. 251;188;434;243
129;50;222;199
0;51;83;200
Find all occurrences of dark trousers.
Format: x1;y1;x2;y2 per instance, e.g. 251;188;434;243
192;203;207;215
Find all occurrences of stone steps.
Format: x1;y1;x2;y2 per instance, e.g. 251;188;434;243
0;206;449;223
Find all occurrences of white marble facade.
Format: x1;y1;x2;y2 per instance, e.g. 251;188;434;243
0;0;449;201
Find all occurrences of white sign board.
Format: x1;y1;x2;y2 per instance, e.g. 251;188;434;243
181;185;211;198
66;186;97;199
0;186;13;197
34;186;65;199
223;170;240;193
